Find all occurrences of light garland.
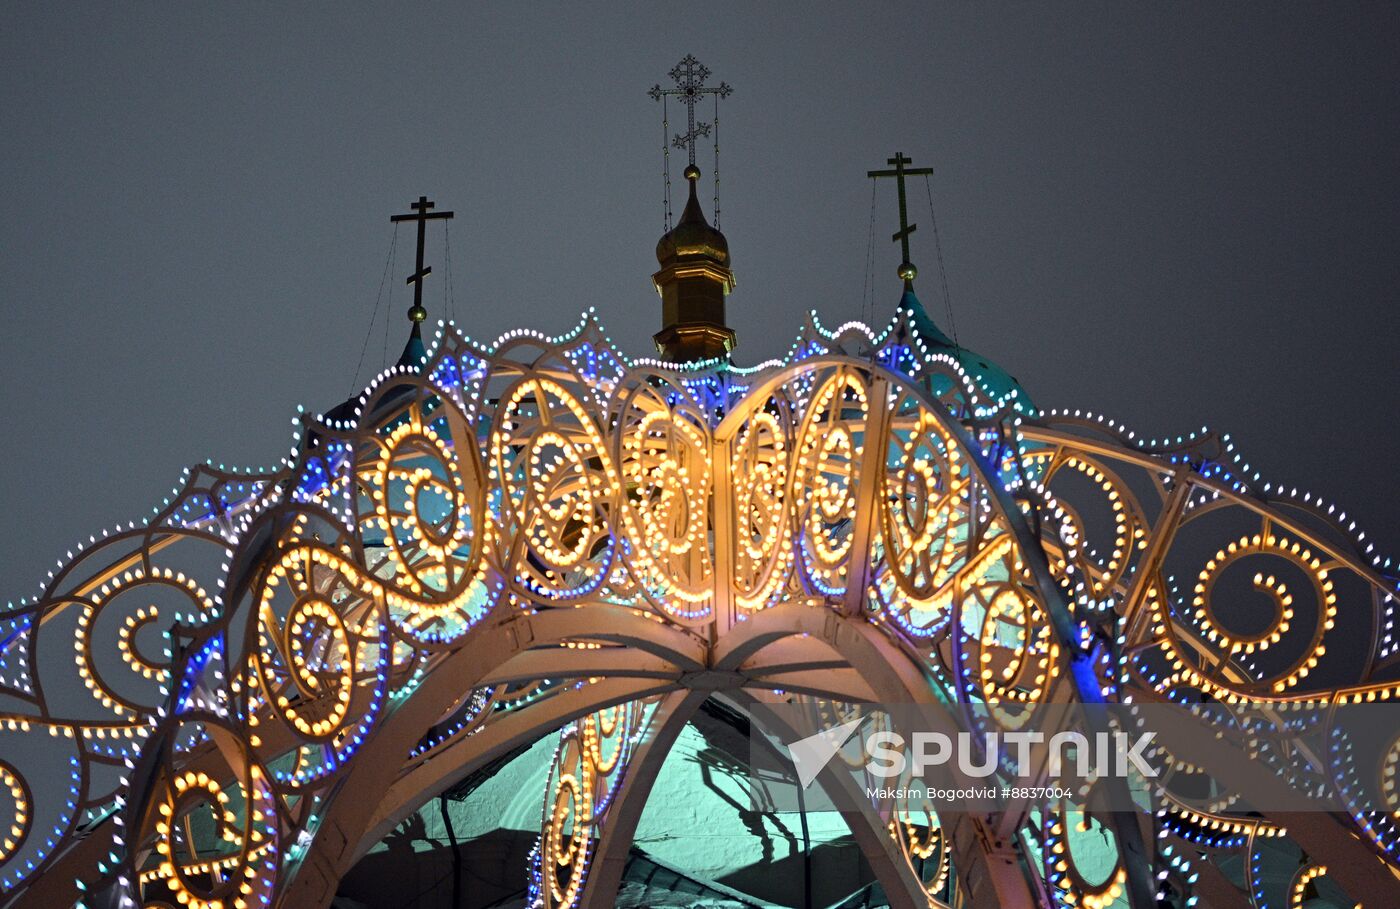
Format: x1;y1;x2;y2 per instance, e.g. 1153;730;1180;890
0;302;1394;909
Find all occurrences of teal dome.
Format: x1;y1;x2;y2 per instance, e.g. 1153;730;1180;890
897;284;1031;411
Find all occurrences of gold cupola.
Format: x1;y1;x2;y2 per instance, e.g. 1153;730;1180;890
652;165;736;361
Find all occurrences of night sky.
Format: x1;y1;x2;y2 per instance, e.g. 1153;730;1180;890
2;4;1397;598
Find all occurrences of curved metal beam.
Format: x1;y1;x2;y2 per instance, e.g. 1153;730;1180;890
721;602;1039;909
725;690;934;909
278;605;700;907
348;677;677;868
575;690;709;909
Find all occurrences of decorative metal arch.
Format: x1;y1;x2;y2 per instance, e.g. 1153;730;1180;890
2;300;1398;909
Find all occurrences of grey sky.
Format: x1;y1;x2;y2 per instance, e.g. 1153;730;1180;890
2;3;1397;597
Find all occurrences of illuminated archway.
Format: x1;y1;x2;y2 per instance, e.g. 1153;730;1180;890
2;302;1398;909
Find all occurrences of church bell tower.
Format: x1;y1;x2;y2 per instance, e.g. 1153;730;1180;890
652;164;736;360
649;55;735;361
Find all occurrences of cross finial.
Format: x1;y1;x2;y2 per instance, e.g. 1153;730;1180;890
649;54;732;168
390;195;454;324
867;152;934;284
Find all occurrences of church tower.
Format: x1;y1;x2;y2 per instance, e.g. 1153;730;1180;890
651;164;736;360
648;54;735;361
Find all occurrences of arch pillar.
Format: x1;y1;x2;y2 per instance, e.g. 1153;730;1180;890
575;689;709;909
275;604;703;908
347;676;680;869
726;690;932;909
722;602;1039;909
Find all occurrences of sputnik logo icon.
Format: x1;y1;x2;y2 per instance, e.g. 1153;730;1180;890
787;717;865;789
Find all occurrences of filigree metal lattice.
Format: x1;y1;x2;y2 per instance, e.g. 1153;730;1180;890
1;299;1398;909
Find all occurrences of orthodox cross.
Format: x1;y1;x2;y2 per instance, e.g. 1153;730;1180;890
867;152;933;281
390;195;454;324
649;54;732;168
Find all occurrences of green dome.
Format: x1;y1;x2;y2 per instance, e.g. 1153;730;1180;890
898;284;1031;410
